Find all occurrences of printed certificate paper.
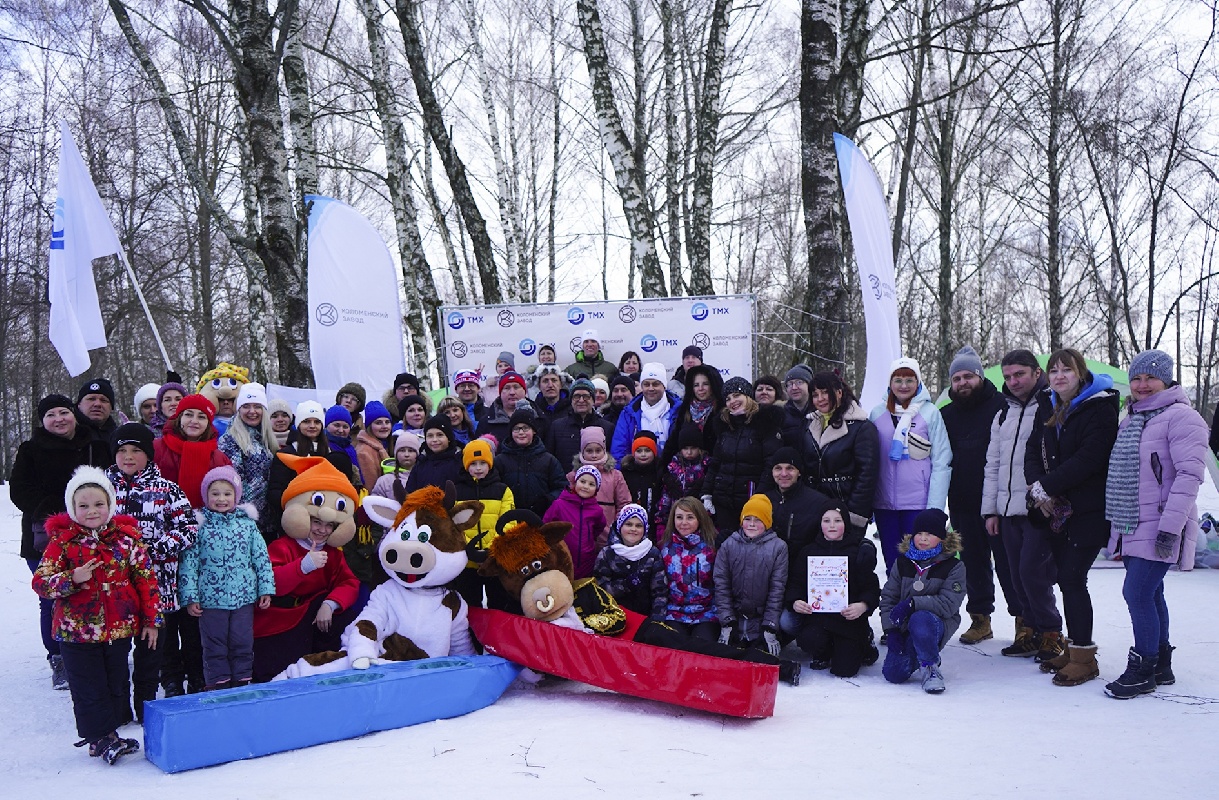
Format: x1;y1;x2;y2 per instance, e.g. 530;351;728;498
807;556;848;612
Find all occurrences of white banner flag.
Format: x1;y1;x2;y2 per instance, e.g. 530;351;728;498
306;195;406;398
835;133;902;408
49;121;123;376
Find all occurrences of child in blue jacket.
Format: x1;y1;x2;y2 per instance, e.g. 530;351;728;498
179;466;275;690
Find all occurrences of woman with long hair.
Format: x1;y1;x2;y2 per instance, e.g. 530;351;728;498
802;371;879;536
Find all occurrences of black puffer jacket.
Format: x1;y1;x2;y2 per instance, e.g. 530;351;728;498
1024;377;1120;547
766;481;831;580
496;438;566;516
800;402;879;528
785;525;880;642
619;454;661;522
404;445;465;493
545;407;614;472
10;426;112;559
941;379;1005;519
704;404;785;521
659;365;724;465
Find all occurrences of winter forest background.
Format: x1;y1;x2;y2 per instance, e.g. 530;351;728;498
0;0;1216;474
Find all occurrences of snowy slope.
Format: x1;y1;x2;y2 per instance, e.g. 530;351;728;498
2;484;1216;799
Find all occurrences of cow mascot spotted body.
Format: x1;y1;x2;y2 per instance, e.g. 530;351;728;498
275;484;482;679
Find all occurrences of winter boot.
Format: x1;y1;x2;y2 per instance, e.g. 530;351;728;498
959;613;993;645
50;655;69;690
134;691;157;724
1035;631;1067;671
920;663;945;694
96;732;140;765
1053;643;1099;686
1105;648;1157;699
161;681;185;699
233;676;253;688
1002;623;1040;657
1155;644;1175;686
779;660;802;687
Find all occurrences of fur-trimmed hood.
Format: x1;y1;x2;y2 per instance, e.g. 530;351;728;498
44;510;141;541
897;530;962;557
807;400;869;447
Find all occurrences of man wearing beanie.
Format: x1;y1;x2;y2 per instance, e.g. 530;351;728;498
713;494;789;660
780;364;814;442
563;328;620;381
76;378;119;449
611;362;681;460
765;447;831;605
546;377;615;470
475;371;532;444
601;375;636;425
940;345;1015;646
981;349;1056;658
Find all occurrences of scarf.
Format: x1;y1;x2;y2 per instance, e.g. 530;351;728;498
162;429;218;508
272;429;290;450
888;397;925;461
1106;405;1167;534
640;393;672;451
611;538;654;562
688;399;715;429
906;542;942;562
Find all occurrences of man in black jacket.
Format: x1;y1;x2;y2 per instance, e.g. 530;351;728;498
940;346;1016;645
545;378;614;469
76;378;118;453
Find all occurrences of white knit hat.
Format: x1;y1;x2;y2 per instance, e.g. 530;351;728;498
133;383;160;414
640;362;668;384
580;328;599;344
236;382;268;409
65;465;117;525
295;400;325;424
888;357;923;387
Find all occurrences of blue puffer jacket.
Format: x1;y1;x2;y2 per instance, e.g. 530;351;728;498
179;506;275;610
611;390;683;461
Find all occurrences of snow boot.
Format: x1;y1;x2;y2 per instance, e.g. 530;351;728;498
1002;625;1040;657
779;659;801;686
161;681;184;699
1053;642;1099;686
959;613;993;645
1105;648;1157;699
50;655;69;690
95;732;140;765
1035;631;1067;671
920;663;945;694
1155;644;1175;686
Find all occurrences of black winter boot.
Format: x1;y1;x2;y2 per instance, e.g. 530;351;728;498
1105;648;1157;699
1155;644;1175;686
779;660;801;686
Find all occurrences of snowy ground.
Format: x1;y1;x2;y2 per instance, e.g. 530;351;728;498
3;481;1217;799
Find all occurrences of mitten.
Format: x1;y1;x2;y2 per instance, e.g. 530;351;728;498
701;495;716;515
763;628;781;657
1154;531;1178;560
889;598;913;626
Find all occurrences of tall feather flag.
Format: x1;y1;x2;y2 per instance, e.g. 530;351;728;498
48;120;123;376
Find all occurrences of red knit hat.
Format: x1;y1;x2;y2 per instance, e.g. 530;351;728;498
171;394;216;422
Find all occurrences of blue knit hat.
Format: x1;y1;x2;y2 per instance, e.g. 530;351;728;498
363;400;391;427
325;405;352;427
615;503;649;535
573;464;602;490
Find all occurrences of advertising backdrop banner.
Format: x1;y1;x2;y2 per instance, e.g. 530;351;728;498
439;296;755;386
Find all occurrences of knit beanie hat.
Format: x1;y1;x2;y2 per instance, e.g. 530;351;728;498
64;465;116;525
722;376;754;401
615;503;649;535
423;414;455;444
912;508;949;539
1000;349;1041;371
580;426;607;451
399;395;428;416
479;434;499;454
509;407;539;432
609;375;636;396
1128;349;1174;386
112;422;155;461
948;346;985;379
236;382;268;409
392;430;422;454
677;425;704;450
499;371;527;394
640;362;667;384
157;381;188;407
394;373;419;392
295;400;325;424
325;405;352;427
590;377;610;397
268;398;293;418
570;378;596;398
363;400;391;427
453;369;481;388
336;382;367;412
740;494;773;529
580;329;599;345
682;345;704;362
497;351;517;370
38;394;75;420
784;364;813;386
133;383;160;414
463;438;494;470
573;464;602;490
889;357;923;387
201;465;243;506
770;446;805;473
173;393;216;422
76;378;115;405
631;431;659;456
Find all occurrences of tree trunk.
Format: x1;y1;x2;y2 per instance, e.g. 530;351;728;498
547;0;561;303
282;13;318;202
890;1;930;265
687;0;732;297
395;0;501;304
660;0;683;295
420;136;470;306
1045;0;1066;352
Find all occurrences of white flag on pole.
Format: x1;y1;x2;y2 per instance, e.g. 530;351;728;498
834;133;902;409
48;120;123;376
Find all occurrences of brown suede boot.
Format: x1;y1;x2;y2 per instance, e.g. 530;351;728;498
1036;631;1068;672
959;613;993;645
1053;643;1099;686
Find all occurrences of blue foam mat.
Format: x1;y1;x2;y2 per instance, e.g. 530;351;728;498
143;655;521;773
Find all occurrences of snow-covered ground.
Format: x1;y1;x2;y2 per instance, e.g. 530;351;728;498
3;481;1217;798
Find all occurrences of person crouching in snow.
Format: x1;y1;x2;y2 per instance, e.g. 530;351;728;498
879;509;965;694
713;494;788;658
594;503;666;618
31;466;160;764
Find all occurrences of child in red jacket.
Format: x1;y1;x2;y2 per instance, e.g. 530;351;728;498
32;466;161;764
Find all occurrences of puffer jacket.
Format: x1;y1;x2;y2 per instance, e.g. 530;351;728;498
619;454;661;524
870;386;953;510
981;377;1046;519
703;404;785;514
542;487;607;579
567;459;632;530
497;438;566;515
801;401;879;528
563;351;620;381
1106;384;1209;567
1025;375;1119;547
475;398;519;445
593;531;667;618
9;425;111;559
106;463;198;613
657;454;709;527
785;525;880;642
610;390;683;461
941;379;1006;519
179;505;275;610
766;481;831;580
659;530;717;625
712;528;788;641
403;445;464;494
453;465;516;567
353;430;390;490
218;422;277;518
659;365;724;465
32;512;162;642
879;532;966;648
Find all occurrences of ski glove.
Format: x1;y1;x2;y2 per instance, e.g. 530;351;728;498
1154;531;1178;560
889;598;914;626
763;628;781;657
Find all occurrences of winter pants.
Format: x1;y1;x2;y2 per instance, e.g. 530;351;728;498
252;594;360;683
160;608;204;691
957;512;1019;617
1051;538;1102;646
199;604;255;686
793;619;870;678
131;623;164;703
1121;556;1171;658
634;621;780;666
27;558;60;662
451;567;514;612
874;509;922;574
1000;516;1062;633
663;620;721;642
882;611;944;684
59;638;132;743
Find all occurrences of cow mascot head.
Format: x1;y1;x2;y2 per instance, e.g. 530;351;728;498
362;485;482;591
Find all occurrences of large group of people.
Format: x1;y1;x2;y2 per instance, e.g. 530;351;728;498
11;322;1219;762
